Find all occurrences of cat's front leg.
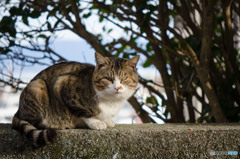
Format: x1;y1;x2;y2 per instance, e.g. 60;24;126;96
82;117;107;130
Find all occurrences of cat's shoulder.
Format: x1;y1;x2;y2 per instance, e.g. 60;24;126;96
50;61;95;69
33;61;95;80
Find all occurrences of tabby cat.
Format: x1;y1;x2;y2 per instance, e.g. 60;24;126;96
12;52;139;146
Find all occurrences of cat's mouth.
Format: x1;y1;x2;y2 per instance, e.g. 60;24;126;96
114;91;121;95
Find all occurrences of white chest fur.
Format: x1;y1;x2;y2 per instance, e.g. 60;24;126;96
96;99;126;121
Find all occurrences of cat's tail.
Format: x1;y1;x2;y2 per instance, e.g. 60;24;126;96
12;114;57;147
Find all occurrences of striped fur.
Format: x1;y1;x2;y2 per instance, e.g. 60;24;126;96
12;52;139;146
12;115;56;147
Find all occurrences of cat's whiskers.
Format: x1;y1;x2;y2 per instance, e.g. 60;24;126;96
93;90;107;99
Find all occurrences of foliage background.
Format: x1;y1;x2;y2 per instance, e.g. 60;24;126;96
0;0;240;123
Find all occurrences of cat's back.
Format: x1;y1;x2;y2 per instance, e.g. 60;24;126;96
32;62;95;82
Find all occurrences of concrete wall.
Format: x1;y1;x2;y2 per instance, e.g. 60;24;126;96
0;124;239;158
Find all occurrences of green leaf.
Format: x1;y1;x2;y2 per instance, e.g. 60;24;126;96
146;95;159;106
196;117;201;123
82;13;91;18
107;28;113;34
123;53;130;59
30;10;41;18
25;33;33;38
143;54;155;68
9;6;19;16
0;16;13;25
146;42;152;52
0;16;16;37
22;16;28;25
99;16;104;22
143;58;152;68
90;5;98;10
38;34;47;39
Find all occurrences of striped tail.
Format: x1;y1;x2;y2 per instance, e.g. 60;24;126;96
12;114;57;147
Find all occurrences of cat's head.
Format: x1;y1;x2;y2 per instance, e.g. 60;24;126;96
93;52;139;100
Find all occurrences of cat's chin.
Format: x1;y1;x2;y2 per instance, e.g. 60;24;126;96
100;93;128;101
113;92;125;99
95;90;132;101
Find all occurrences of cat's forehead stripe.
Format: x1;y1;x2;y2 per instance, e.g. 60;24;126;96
109;58;127;73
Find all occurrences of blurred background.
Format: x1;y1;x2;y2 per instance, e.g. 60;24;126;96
0;0;240;124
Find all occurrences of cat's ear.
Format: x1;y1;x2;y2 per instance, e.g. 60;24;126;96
95;52;110;65
126;55;140;68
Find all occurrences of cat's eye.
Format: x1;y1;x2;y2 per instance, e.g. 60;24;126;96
121;76;128;83
103;77;113;82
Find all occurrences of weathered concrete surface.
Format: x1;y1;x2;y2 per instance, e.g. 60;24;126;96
0;124;240;158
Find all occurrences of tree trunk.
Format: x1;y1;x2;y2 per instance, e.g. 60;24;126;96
128;96;153;123
186;45;228;122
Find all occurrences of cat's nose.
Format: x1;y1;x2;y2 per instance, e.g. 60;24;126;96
115;86;122;91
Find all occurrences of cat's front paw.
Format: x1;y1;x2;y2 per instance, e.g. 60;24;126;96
105;120;115;128
89;120;107;130
85;119;107;130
